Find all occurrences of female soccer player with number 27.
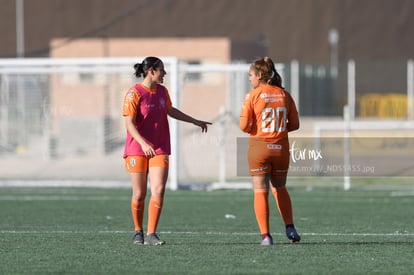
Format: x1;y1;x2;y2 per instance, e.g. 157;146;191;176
239;57;301;246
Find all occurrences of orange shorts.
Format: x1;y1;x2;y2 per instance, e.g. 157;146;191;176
247;139;289;177
124;155;169;173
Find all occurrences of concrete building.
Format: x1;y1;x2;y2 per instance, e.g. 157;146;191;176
2;0;414;63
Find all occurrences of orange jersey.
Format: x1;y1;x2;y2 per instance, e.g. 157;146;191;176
240;84;299;176
240;84;299;142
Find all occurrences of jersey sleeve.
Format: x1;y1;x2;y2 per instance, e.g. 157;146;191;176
163;87;173;111
239;92;253;133
122;87;140;117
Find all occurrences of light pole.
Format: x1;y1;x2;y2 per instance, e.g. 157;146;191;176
328;28;339;78
16;0;26;151
16;0;25;57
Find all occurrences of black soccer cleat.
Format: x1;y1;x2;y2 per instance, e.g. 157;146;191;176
144;233;166;245
286;226;301;243
132;230;144;245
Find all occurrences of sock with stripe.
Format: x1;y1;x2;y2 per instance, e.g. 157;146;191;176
272;186;293;225
131;199;145;231
147;196;164;234
254;189;270;236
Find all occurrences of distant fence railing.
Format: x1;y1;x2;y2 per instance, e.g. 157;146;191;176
1;58;413;188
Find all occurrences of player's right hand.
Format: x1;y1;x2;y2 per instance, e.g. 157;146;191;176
141;142;156;158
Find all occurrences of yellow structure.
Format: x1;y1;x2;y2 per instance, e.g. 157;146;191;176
359;93;409;118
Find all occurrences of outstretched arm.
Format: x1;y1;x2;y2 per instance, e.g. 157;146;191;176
168;107;212;132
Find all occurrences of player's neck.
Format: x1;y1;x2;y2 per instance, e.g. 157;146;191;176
141;80;156;89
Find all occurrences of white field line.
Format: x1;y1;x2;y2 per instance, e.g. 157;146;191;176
0;180;131;188
0;230;412;237
0;196;130;201
390;191;414;197
1;190;414;201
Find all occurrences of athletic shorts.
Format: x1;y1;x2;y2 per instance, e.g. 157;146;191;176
124;155;169;173
247;139;289;178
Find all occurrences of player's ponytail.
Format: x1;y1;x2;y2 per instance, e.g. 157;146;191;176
133;63;145;78
264;57;284;89
269;68;283;89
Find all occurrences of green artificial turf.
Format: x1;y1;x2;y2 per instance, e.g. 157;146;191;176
0;185;413;274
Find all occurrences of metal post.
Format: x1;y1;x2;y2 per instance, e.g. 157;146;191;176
290;60;300;112
407;60;414;120
16;0;26;151
219;106;226;184
347;60;355;120
343;105;351;190
328;29;339;78
0;76;9;147
169;58;179;190
102;36;110;155
16;0;25;58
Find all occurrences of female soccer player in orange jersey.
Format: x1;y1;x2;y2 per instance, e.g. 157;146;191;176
239;57;301;246
123;56;211;245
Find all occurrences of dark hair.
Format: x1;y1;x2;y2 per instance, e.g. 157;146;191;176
250;56;283;88
133;56;163;78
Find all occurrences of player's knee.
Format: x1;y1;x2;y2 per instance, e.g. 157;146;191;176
275;185;287;191
270;177;287;189
132;192;146;202
150;185;165;198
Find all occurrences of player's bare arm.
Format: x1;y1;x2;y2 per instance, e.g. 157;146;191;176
124;115;156;157
168;107;212;132
287;118;299;132
239;115;252;133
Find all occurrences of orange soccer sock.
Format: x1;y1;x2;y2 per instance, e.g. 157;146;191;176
131;199;145;231
147;196;164;234
254;189;270;235
272;186;293;226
